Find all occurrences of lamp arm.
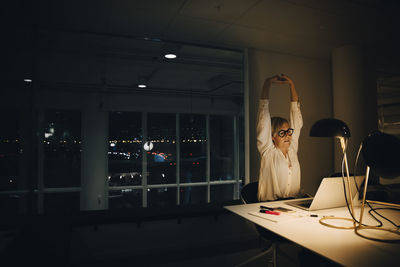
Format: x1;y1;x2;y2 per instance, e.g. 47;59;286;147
339;137;356;217
343;151;355;219
359;166;370;226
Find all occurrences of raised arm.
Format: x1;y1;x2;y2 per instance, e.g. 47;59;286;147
260;75;282;99
279;74;298;102
281;74;303;150
257;76;280;154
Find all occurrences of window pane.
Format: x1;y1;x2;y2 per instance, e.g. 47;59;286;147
210;184;234;203
147;113;176;185
0;110;21;191
0;193;31;216
147;187;176;207
210;115;234;181
108;112;142;186
109;189;142;209
180;114;206;183
43;110;81;188
44;192;80;213
179;186;207;205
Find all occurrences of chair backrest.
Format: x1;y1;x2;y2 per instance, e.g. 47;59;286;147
241;181;259;204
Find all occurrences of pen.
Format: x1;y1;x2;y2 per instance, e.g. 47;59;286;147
260;205;274;211
259;209;280;215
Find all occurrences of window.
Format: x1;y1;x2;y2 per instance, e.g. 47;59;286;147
0;110;20;191
43;110;81;188
2;29;245;214
106;111;242;209
0;109;26;216
210;115;234;181
377;75;400;138
180;114;207;184
41;110;81;213
108;112;143;209
377;74;400;184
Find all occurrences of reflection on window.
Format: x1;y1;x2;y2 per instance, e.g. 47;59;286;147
210;115;234;181
0;110;20;191
147;187;176;207
108;112;142;187
0;193;31;216
180;186;207;205
180;114;206;183
147;113;176;185
210;184;235;203
43;110;81;188
109;189;142;209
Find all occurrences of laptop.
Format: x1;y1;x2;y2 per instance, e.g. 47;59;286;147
285;176;364;211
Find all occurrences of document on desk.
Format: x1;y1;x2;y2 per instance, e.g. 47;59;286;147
248;210;305;224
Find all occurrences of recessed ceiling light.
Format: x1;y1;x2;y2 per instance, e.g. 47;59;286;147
138;84;147;88
164;53;177;59
24;78;32;83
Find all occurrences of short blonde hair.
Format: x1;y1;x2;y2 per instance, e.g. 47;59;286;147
271;117;289;136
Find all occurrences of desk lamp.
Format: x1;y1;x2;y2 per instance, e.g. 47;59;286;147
356;131;400;241
310;118;356;229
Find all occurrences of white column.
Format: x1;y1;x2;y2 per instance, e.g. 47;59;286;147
332;45;377;173
80;96;108;210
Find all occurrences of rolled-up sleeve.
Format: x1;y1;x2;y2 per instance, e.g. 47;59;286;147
257;99;274;155
289;101;303;152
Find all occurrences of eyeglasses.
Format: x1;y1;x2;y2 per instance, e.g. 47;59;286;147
276;128;294;137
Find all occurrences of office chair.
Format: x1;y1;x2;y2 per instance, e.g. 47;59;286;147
237;181;278;267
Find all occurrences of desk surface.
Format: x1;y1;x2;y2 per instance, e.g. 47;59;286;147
225;199;400;267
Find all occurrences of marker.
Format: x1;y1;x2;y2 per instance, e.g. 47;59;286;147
260;205;274;211
260;210;280;215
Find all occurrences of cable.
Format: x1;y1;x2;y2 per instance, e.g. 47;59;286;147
368;208;400;228
340;140;382;227
353;141;399;228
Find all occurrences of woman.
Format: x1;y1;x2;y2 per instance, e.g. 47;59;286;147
257;74;303;201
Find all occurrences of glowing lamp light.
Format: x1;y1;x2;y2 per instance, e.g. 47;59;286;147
138;84;147;88
24;78;32;83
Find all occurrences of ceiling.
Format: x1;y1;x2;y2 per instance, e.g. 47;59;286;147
4;0;400;95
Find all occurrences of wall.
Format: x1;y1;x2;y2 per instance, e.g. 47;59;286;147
332;46;378;174
247;49;334;195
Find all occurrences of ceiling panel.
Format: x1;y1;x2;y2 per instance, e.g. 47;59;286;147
180;0;260;23
218;23;335;58
107;0;186;37
166;15;230;44
35;0;110;32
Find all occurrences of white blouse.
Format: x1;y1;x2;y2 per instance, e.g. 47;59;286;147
257;99;303;201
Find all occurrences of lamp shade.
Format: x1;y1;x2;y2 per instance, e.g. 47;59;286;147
310;118;351;138
362;131;400;178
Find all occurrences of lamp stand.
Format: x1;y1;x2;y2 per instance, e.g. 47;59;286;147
319;137;357;229
354;166;400;242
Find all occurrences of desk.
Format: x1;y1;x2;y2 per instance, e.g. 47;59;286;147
225;199;400;267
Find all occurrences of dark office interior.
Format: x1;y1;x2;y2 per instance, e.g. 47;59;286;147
1;0;400;266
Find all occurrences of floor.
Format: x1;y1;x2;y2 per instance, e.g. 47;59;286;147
157;242;302;267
